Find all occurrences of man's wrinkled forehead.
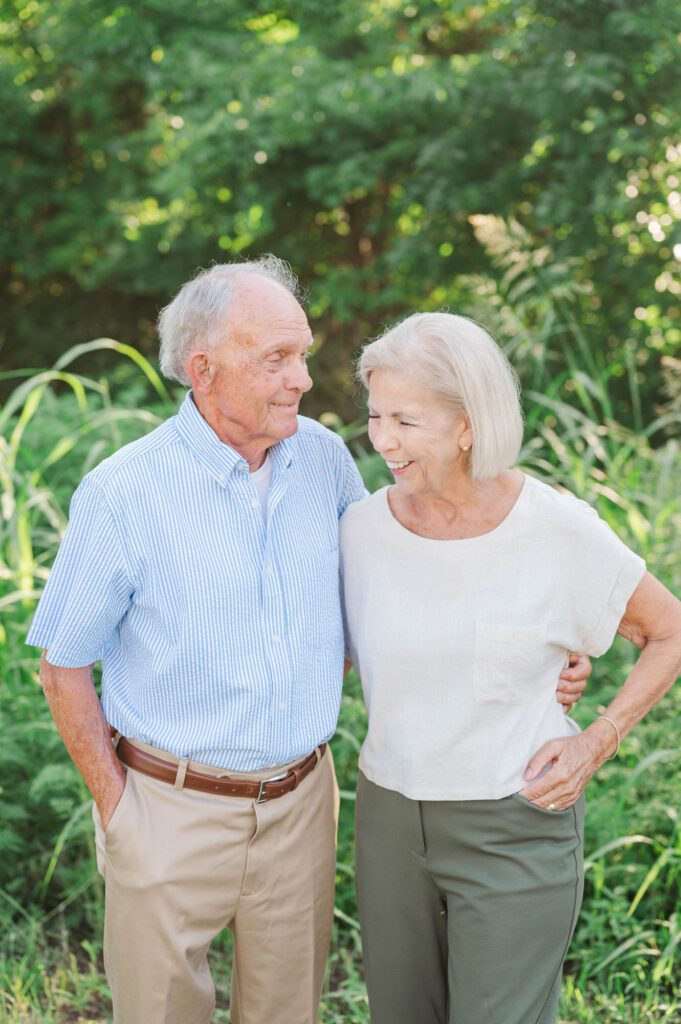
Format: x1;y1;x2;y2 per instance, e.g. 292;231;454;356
227;277;311;346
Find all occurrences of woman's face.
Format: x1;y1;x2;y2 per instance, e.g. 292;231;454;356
367;368;469;496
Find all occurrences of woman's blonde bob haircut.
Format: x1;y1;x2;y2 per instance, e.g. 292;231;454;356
357;312;524;481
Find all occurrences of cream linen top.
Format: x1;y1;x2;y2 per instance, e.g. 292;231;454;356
339;474;646;801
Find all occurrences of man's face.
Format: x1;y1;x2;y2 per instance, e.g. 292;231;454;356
195;278;314;463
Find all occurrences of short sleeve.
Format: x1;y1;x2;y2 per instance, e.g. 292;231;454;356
569;501;646;657
336;441;367;519
26;476;133;667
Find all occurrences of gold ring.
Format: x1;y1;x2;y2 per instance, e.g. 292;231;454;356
548;803;557;811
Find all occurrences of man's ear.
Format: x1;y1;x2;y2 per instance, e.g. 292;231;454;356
187;350;215;394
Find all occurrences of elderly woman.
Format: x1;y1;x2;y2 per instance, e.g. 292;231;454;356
340;313;681;1024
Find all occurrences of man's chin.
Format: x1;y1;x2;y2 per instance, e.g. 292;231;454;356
268;409;300;440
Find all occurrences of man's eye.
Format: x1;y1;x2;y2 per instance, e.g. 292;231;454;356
400;421;415;427
367;414;379;420
268;353;284;363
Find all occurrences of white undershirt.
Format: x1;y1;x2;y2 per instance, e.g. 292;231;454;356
250;454;272;515
339;474;646;801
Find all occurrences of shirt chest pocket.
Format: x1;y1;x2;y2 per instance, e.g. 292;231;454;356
474;620;554;705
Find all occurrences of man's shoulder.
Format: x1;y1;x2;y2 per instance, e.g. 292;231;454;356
293;415;351;460
86;416;179;490
296;415;347;445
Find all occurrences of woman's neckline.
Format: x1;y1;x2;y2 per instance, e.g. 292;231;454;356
382;472;528;544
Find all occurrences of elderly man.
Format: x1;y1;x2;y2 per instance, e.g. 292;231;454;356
27;257;589;1024
27;257;365;1024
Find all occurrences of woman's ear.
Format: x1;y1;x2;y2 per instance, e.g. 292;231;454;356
457;416;473;453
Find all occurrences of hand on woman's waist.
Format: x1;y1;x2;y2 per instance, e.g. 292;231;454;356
519;724;616;811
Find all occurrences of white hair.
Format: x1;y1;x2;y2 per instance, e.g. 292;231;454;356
157;256;303;385
358;312;524;480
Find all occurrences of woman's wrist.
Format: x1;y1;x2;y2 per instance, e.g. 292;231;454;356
585;715;621;762
597;715;621;758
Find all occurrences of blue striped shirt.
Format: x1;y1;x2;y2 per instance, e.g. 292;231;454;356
27;392;366;770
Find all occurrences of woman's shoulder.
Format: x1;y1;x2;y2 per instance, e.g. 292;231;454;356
341;486;389;521
340;486;389;536
521;472;597;520
519;473;628;556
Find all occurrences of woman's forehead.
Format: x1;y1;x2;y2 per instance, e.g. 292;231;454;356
368;368;432;407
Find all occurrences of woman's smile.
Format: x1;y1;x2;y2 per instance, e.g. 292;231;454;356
385;459;413;474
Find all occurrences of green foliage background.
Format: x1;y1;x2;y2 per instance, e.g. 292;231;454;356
1;1;681;1021
2;0;680;419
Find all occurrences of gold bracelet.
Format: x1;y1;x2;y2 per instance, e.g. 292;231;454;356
598;715;621;759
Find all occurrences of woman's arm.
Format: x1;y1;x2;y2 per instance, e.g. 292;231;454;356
521;572;681;810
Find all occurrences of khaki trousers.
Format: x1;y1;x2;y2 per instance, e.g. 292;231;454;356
93;742;339;1024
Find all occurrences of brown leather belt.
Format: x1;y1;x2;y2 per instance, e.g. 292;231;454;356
115;736;327;803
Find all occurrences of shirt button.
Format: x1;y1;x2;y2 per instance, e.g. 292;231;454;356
279;703;286;712
266;565;274;576
218;472;226;485
272;635;281;644
251;499;259;509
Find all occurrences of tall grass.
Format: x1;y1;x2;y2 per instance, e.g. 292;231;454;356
0;344;177;1024
1;338;679;1023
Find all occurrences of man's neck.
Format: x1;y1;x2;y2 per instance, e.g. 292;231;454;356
191;392;271;469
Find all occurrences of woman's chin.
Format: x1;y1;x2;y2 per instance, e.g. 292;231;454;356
392;475;420;495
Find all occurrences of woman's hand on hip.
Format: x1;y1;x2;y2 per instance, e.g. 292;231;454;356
519;732;605;810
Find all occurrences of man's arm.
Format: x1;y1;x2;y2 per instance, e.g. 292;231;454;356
557;652;591;710
40;654;125;829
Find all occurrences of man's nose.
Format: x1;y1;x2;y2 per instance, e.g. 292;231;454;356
288;359;313;393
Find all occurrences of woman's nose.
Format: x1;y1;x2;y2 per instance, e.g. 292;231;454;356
371;421;397;453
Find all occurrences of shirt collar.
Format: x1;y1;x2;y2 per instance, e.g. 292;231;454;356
175;391;295;482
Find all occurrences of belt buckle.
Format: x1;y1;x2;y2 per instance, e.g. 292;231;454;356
256;770;289;804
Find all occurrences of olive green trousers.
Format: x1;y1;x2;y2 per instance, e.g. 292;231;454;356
355;772;584;1024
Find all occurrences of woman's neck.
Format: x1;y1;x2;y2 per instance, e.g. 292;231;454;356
388;470;524;541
